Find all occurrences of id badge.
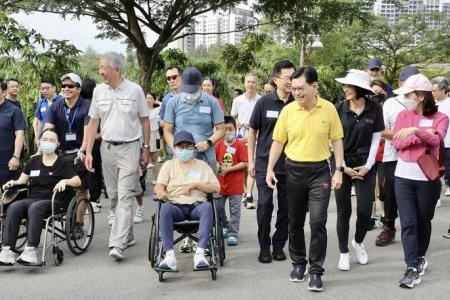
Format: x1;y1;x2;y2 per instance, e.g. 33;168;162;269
419;119;433;127
266;110;279;118
199;106;211;114
30;170;40;177
187;170;201;180
66;133;77;141
40;107;47;112
226;146;236;154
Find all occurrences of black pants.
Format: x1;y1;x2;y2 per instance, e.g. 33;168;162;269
88;140;103;202
255;171;288;252
3;198;52;249
381;161;398;229
395;177;440;268
286;159;331;275
335;167;376;253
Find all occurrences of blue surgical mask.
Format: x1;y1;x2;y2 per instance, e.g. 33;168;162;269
175;148;194;161
40;141;57;154
225;133;235;143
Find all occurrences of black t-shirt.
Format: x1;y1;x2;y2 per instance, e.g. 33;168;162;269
0;100;26;164
249;90;293;174
23;155;77;199
336;98;384;167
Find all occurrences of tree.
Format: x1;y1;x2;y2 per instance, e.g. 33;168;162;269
3;0;243;89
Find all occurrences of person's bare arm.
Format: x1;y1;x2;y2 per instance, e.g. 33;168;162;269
266;141;284;189
163;122;175;150
33;117;41;146
8;130;24;171
247;128;257;177
382;128;394;140
84;118;100;172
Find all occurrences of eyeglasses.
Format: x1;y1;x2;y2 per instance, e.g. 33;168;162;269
276;76;291;82
176;144;194;150
291;87;305;93
61;84;79;89
369;68;381;72
166;75;179;82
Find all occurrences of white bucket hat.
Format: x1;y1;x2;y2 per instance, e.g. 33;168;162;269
335;69;374;93
393;74;432;95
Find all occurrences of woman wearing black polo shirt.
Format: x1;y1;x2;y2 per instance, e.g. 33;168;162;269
334;70;384;271
0;128;80;266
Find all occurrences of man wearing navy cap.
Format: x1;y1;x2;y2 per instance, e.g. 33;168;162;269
376;65;420;247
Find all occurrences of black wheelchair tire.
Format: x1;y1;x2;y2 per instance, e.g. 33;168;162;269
148;214;157;267
65;195;95;255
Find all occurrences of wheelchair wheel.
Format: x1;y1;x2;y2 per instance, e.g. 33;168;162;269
65;195;95;255
148;214;157;267
53;246;64;266
215;213;225;266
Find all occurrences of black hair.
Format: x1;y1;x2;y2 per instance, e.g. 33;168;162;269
354;85;373;99
80;78;97;100
6;78;19;85
0;79;5;91
224;116;237;129
290;66;318;84
273;60;295;77
370;79;387;93
39;127;59;139
417;91;438;116
165;66;182;75
41;78;56;86
233;88;244;95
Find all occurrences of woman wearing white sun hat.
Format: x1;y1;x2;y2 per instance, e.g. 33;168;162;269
392;73;448;289
334;69;385;271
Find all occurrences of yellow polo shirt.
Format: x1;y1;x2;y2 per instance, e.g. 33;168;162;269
273;97;343;162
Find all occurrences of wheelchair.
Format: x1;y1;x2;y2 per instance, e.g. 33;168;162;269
148;195;226;281
0;184;95;266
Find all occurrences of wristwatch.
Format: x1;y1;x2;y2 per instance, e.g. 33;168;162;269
12;155;20;160
206;139;213;147
336;165;344;172
143;144;150;149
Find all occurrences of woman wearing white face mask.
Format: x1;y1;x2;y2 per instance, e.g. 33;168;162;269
392;74;449;288
0;128;81;266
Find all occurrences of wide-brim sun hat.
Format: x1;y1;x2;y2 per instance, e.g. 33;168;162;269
335;69;374;93
393;74;432;95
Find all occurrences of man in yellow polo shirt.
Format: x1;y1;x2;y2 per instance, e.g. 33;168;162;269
266;67;344;292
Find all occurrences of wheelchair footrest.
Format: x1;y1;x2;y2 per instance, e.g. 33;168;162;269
17;260;45;267
193;265;216;272
154;267;179;273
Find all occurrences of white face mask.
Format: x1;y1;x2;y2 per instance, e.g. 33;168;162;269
184;89;202;104
403;98;418;110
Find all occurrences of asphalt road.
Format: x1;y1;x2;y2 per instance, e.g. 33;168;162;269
1;183;450;300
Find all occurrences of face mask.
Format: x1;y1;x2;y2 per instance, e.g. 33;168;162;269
184;89;202;105
370;93;385;104
40;141;57;154
175;148;194;161
403;98;418;110
225;133;235;143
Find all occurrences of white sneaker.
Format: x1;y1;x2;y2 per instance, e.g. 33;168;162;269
125;238;136;248
445;187;450;196
159;251;177;270
133;207;144;224
352;240;368;265
338;253;351;271
194;252;209;269
92;202;100;213
107;211;115;226
436;199;442;208
109;247;123;261
17;246;38;265
0;246;16;265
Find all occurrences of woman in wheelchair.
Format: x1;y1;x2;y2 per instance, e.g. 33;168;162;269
155;131;220;270
0;128;81;265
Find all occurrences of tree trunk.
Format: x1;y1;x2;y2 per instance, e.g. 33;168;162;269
136;46;155;92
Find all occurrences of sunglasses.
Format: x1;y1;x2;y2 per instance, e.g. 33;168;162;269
166;75;179;81
61;84;79;89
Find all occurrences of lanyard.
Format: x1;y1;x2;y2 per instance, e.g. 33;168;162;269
64;106;79;133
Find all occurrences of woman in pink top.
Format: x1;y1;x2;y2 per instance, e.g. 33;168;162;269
392;74;449;289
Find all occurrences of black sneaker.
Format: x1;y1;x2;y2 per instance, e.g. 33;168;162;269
245;195;255;209
308;274;323;292
418;256;428;276
290;264;306;282
399;267;421;289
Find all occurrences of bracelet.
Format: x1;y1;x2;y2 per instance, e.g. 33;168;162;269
12;155;19;160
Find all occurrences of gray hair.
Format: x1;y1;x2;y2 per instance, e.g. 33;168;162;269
101;52;125;74
431;76;449;93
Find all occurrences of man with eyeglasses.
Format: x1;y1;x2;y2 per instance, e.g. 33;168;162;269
33;79;63;148
248;60;294;264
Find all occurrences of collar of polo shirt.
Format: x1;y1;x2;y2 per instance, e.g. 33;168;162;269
342;97;372;113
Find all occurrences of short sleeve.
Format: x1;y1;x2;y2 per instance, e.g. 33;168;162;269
88;87;100;119
13;107;26;131
272;108;288;144
329;107;344;141
204;163;220;187
136;87;149;118
374;102;385;132
159;93;172;119
23;158;34;175
34;100;41;119
238;142;248;163
163;96;176;124
45;103;56;125
249;100;262;130
59;159;77;179
210;95;224;125
157;160;171;185
231;97;239;117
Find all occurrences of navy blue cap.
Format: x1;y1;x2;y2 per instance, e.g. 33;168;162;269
180;67;202;93
367;58;382;69
174;130;195;146
398;66;419;81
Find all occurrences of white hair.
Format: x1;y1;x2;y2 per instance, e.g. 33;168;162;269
101;52;125;74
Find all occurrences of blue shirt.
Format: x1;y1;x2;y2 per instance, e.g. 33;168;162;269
159;92;174;119
0;100;26;164
45;97;90;151
34;95;64;132
164;93;224;162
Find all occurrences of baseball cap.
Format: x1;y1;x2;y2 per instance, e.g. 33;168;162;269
367;58;382;70
180;67;202;93
60;73;82;87
173;130;195;146
397;66;419;82
393;74;432;95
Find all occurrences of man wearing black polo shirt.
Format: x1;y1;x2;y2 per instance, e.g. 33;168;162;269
0;81;26;186
5;78;22;111
248;60;295;263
